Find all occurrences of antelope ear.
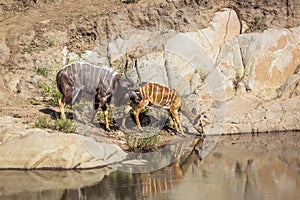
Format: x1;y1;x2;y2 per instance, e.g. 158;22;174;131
129;90;141;102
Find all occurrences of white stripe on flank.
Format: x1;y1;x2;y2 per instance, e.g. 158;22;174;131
176;95;181;107
150;83;154;99
68;64;74;84
159;87;164;105
91;66;96;88
65;65;69;78
109;73;114;90
80;63;83;88
154;84;159;103
109;71;118;90
72;64;77;87
165;88;170;104
86;64;90;88
101;69;107;85
145;84;149;99
171;90;176;102
142;85;146;99
70;72;74;84
95;67;101;88
61;62;119;93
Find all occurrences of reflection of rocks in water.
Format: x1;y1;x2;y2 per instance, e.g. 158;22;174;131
235;162;243;176
179;132;300;200
62;172;145;200
0;168;114;197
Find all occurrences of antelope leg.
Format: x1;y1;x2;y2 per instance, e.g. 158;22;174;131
90;109;97;123
104;109;110;131
90;101;100;123
74;109;83;122
133;100;149;130
121;105;132;128
170;108;184;135
59;99;66;120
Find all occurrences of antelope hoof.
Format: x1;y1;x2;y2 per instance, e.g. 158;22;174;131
60;113;67;120
197;132;206;138
137;126;143;133
121;120;127;129
175;130;185;137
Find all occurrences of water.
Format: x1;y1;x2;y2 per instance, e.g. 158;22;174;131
0;132;299;200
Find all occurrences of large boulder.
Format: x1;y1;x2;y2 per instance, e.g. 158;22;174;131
0;116;127;169
223;95;300;133
235;27;300;99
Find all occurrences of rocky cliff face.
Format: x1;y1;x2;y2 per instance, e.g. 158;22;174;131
76;8;300;134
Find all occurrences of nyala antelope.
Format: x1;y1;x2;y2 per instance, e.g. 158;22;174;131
124;60;205;136
56;62;130;130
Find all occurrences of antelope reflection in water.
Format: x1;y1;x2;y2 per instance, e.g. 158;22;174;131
138;137;204;199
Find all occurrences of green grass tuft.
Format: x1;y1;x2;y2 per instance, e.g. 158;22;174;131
248;16;267;32
38;81;62;106
125;133;162;152
33;116;76;133
47;39;55;47
30;99;41;105
34;65;49;77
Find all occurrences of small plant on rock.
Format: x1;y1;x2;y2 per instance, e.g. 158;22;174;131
248;16;267;32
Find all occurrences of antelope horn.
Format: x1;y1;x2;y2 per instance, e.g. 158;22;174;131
124;59;135;86
134;59;142;85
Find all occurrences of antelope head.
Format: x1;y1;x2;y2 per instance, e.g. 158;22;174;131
124;59;143;102
111;60;136;107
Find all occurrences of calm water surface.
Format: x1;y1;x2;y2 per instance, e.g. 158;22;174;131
0;132;299;200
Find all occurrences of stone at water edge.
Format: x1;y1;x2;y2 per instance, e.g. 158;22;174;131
0;116;127;169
